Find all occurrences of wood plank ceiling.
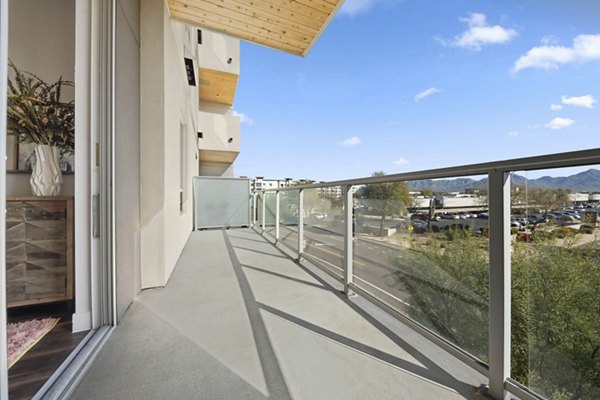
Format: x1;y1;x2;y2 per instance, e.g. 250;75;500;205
198;68;239;105
167;0;345;56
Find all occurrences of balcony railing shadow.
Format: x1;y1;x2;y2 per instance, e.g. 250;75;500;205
72;228;485;399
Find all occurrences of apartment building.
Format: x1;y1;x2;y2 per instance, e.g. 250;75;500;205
251;177;294;191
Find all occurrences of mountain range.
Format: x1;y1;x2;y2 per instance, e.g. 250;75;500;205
407;169;600;193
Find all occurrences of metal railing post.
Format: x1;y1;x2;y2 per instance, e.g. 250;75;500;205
343;185;354;295
488;170;511;400
275;191;280;242
251;192;256;227
261;193;266;234
298;189;304;260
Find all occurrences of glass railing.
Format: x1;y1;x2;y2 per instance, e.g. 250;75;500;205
252;149;600;400
264;191;276;235
510;166;600;400
279;189;300;252
353;177;489;362
302;187;344;279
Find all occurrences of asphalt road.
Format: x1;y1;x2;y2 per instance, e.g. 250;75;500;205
278;224;414;310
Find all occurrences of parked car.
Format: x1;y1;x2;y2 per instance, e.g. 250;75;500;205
409;220;428;234
410;213;428;222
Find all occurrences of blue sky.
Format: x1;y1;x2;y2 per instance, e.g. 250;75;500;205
234;0;600;181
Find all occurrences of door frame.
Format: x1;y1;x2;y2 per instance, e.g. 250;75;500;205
0;0;117;398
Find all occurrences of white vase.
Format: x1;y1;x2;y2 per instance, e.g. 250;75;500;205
30;144;63;196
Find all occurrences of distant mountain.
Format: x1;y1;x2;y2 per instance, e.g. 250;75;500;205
408;169;600;193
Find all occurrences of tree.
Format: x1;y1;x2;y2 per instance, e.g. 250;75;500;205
528;188;571;214
392;230;600;400
356;171;411;236
393;230;489;360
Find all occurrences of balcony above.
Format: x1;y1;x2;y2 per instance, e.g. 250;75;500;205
198;67;238;106
197;29;240;75
166;0;345;57
198;105;240;154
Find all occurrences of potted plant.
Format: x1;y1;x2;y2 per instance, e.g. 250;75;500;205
7;61;74;196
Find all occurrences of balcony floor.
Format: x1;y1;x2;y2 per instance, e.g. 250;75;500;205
70;229;486;399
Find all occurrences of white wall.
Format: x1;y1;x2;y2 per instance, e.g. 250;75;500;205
197;28;240;75
115;0;141;320
140;0;197;288
6;0;75;197
198;104;240;153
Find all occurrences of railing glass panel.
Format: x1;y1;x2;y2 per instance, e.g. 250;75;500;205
264;191;276;236
352;177;490;362
510;166;600;400
302;187;345;278
279;189;300;252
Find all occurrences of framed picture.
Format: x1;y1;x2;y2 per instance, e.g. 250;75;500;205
6;135;18;170
6;138;74;173
17;142;37;171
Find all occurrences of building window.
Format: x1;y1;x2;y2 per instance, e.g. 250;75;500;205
184;58;196;86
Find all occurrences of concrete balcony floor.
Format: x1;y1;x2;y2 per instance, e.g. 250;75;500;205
70;229;487;399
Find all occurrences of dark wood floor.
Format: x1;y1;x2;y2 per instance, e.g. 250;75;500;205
8;303;89;400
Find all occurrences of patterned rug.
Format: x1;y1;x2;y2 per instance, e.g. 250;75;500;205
7;317;60;368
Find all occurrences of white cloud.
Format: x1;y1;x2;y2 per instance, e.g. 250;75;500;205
340;136;361;146
414;87;441;102
545;117;575;130
449;12;517;51
527;123;541;129
561;94;596;109
233;111;255;126
541;35;559;46
340;0;377;17
393;157;410;166
513;34;600;73
508;130;519;137
550;103;563;111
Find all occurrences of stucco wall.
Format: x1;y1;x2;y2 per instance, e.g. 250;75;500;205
140;0;197;288
115;0;141;320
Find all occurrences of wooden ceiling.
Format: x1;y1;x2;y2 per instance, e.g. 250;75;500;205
167;0;345;56
198;68;239;105
199;149;239;163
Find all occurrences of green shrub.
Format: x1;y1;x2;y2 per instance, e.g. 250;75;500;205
580;224;594;234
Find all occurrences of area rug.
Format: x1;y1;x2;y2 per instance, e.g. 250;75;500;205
7;317;60;368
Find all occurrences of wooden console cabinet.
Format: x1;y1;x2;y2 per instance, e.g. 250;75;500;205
5;196;74;307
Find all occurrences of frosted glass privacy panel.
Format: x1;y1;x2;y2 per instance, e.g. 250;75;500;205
193;177;250;229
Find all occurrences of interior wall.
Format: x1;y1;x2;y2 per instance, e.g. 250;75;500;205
6;174;74;196
114;0;141;321
6;0;75;196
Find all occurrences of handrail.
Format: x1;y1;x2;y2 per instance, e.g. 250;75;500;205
252;148;600;400
254;148;600;192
